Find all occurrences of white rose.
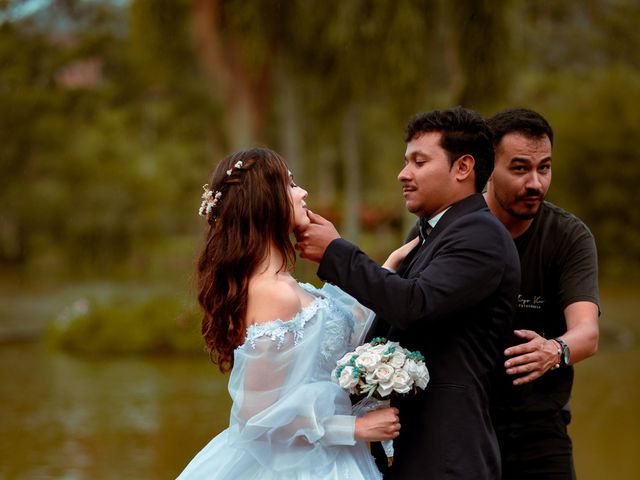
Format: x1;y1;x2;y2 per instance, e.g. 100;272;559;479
355;344;370;354
336;352;357;366
372;364;394;383
388;351;406;369
370;343;388;356
365;370;379;385
355;351;382;372
377;379;395;397
338;366;360;390
414;363;430;390
392;370;412;394
402;358;419;379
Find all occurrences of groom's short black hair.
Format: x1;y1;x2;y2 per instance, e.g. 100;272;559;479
405;106;494;193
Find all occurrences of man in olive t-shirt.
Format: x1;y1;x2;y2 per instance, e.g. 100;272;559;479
485;108;600;480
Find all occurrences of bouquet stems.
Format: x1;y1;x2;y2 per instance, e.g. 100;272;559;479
352;396;394;466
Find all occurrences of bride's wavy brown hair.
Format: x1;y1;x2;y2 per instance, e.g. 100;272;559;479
197;148;295;373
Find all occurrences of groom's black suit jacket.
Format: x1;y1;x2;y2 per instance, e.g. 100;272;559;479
318;194;520;479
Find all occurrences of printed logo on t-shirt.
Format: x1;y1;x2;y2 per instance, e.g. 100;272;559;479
517;294;545;310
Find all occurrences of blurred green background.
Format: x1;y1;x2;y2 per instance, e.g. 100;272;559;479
0;0;638;478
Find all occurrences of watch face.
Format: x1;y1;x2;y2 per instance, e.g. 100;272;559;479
555;338;570;366
562;348;570;365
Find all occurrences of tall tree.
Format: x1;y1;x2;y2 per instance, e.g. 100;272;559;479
447;0;512;112
190;0;283;150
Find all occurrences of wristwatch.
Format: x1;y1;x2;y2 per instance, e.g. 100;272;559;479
553;337;571;367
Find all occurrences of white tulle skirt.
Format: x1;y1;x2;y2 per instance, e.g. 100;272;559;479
177;429;382;480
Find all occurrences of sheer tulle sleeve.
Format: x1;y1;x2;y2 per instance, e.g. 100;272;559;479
319;283;376;347
226;299;357;472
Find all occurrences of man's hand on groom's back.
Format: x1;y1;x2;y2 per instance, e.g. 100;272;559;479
294;211;341;263
503;329;564;385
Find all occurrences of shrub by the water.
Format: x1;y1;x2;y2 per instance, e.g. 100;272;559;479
46;296;204;356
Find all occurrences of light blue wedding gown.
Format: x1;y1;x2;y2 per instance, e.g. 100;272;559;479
177;283;382;479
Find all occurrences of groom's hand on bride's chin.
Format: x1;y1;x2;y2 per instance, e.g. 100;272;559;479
306;210;330;227
294;212;341;264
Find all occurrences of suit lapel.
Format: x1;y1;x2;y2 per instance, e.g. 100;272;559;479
421;193;486;247
400;194;487;277
366;193;488;342
397;242;423;277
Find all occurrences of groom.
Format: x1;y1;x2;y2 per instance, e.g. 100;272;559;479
296;107;520;479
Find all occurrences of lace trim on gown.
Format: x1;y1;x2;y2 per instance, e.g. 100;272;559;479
244;295;327;349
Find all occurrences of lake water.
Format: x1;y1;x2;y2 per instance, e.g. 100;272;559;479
1;281;638;479
0;343;230;479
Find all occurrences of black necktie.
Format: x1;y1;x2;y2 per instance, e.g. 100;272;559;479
419;217;432;243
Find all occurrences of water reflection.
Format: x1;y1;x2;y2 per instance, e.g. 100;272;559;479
0;344;230;479
572;347;640;480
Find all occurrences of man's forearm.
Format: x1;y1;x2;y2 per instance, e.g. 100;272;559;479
560;301;599;364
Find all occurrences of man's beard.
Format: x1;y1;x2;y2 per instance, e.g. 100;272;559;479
499;190;544;220
508;206;539;220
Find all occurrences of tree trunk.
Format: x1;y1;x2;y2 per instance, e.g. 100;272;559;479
277;60;303;180
190;0;275;148
342;102;361;241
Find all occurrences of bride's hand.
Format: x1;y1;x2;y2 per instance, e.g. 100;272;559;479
382;237;420;272
354;407;400;442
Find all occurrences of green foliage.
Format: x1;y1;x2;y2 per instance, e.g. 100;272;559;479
1;0;639;280
0;0;214;270
129;0;194;89
45;295;204;355
451;0;512;111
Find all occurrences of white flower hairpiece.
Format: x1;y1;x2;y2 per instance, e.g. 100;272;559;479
198;160;244;218
198;185;222;217
226;160;243;176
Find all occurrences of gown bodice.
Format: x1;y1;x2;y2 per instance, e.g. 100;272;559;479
242;283;358;380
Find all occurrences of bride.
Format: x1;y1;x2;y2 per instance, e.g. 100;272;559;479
177;147;404;479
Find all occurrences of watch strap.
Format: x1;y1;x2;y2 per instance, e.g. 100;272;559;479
550;339;562;370
553;337;570;367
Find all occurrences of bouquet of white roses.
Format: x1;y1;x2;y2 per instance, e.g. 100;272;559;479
331;337;429;465
332;337;429;398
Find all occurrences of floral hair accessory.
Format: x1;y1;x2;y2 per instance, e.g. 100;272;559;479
199;159;245;218
226;160;243;176
198;185;222;217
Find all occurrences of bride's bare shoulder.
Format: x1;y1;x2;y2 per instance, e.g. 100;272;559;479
246;277;302;326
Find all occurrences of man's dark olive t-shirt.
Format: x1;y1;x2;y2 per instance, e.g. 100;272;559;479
493;201;599;416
